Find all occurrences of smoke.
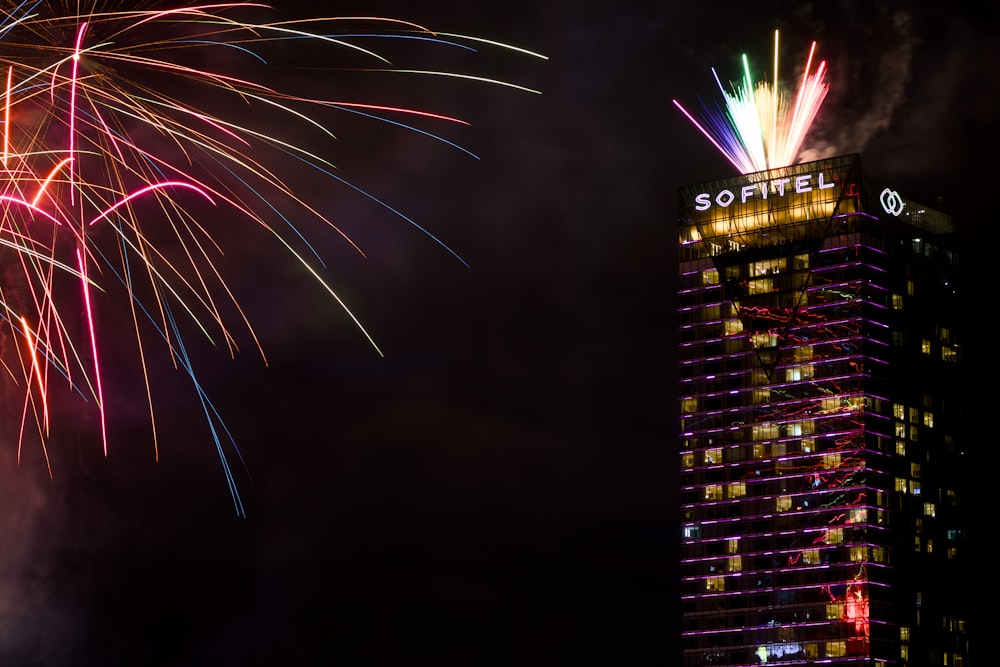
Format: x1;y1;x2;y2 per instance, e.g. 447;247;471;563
0;317;96;664
798;5;918;162
0;458;86;665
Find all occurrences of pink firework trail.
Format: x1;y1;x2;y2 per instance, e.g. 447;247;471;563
0;2;544;514
673;30;829;174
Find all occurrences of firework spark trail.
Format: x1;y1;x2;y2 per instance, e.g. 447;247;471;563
673;30;829;174
0;2;545;514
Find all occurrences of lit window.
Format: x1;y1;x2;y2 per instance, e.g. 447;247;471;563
847;508;867;524
900;626;910;642
826;527;843;544
909;407;920;423
801;548;819;564
893;403;905;419
751;331;778;347
747;277;773;294
724;317;743;336
895;422;906;438
753;443;766;459
752;423;779;440
794;254;809;270
825;602;843;620
896;440;906;456
942;345;959;362
703;268;719;285
802;438;815;453
727;556;742;572
871;546;885;563
924;502;936;518
705;485;723;501
947;547;957;559
705;575;725;591
921;339;932;354
681;452;694;468
787;420;815;436
727;538;740;554
910;425;919;441
907;280;915;296
683;525;700;539
927;539;933;554
776;496;793;512
924;412;934;428
785;364;814;381
751;258;786;276
911;481;921;496
728;482;746;498
680;397;697;413
901;645;909;659
753;388;770;404
827;640;846;657
823;452;841;469
915;536;921;551
892;293;904;310
793;345;814;362
910;462;921;478
895;477;907;493
850;545;866;562
704;448;722;464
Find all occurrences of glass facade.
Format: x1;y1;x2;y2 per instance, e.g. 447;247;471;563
677;155;967;665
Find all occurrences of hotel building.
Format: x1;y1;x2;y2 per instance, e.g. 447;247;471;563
677;154;968;665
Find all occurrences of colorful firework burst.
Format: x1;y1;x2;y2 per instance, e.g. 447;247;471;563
673;30;829;174
0;1;543;514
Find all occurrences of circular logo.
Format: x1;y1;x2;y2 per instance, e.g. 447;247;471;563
880;188;904;216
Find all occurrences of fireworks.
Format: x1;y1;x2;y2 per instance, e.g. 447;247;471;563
0;2;543;514
673;30;829;174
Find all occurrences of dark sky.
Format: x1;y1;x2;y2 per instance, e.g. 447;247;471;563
0;2;993;665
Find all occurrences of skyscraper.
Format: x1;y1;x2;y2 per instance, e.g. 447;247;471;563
676;154;968;665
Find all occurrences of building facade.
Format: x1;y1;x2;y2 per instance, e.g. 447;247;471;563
677;154;968;665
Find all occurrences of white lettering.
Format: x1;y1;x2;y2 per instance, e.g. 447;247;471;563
689;169;843;213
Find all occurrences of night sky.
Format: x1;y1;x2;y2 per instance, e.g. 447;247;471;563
0;2;993;665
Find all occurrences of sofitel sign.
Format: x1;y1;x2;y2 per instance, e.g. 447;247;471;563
692;171;838;212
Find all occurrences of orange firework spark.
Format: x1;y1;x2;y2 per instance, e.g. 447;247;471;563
0;2;544;514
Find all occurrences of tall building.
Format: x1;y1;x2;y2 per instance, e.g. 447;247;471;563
676;154;968;665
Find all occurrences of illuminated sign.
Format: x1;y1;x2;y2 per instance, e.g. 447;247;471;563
693;170;838;212
879;188;904;216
